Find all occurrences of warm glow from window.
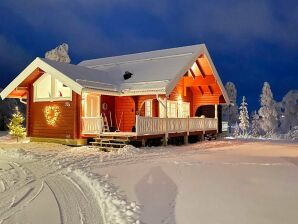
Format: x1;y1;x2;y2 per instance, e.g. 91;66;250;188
145;100;152;117
54;79;71;98
34;73;72;102
84;94;100;117
36;73;52;99
178;102;190;118
159;99;190;118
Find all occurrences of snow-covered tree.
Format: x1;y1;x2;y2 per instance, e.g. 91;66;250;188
0;90;25;131
222;82;238;132
233;123;240;137
239;96;249;135
45;43;71;63
258;82;278;136
251;110;261;137
7;107;26;142
279;90;298;133
287;126;298;141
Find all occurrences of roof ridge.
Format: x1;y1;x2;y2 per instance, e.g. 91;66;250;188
87;52;194;68
78;43;203;66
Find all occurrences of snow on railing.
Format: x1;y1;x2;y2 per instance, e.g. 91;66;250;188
82;117;102;134
136;115;218;136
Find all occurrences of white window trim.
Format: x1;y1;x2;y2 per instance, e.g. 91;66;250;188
178;102;190;118
144;99;153;117
33;73;72;102
82;93;101;118
159;100;190;118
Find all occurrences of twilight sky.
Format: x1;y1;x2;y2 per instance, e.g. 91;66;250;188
0;0;297;111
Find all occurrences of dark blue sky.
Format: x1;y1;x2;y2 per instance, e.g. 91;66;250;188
0;0;297;111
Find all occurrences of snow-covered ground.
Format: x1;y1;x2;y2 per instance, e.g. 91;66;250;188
0;137;298;224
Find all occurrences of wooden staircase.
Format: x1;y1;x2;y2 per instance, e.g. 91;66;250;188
90;134;130;151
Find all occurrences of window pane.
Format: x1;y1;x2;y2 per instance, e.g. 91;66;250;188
167;101;177;118
145;100;152;117
54;79;71;98
159;101;166;118
85;94;100;117
36;74;52;99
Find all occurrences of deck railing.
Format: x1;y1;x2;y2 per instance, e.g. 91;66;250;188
81;116;218;136
136;115;218;136
82;117;102;134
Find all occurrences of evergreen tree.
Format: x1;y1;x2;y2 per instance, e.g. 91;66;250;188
251;110;261;137
222;82;238;132
279;90;298;133
233;122;240;137
7;107;26;142
239;96;249;136
258;82;278;136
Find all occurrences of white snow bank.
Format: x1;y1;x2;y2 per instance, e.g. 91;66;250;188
0;147;35;160
72;169;140;224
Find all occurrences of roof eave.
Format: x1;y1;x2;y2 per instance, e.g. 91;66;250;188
0;57;83;100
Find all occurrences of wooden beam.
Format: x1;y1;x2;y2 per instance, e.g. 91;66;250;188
196;60;206;78
208;85;214;95
184;75;216;87
189;69;196;79
198;86;204;95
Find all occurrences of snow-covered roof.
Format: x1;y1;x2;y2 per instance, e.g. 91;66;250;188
78;44;204;95
0;44;229;103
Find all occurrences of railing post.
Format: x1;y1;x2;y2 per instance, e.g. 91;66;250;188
164;98;168;146
135;115;139;135
187;116;190;136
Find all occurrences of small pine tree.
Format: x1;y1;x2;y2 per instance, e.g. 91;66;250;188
233;122;240;137
7;107;26;142
251;110;261;137
258;82;278;136
239;96;250;136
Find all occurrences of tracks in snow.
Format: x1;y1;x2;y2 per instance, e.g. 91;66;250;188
0;157;103;224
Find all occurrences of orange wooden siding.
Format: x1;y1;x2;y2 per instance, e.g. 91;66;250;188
28;89;80;139
101;95;116;128
115;96;135;132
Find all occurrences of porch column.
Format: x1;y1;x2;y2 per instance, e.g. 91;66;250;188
215;104;218;119
164;97;168;146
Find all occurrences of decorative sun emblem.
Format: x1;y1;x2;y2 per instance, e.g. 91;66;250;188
44;105;60;126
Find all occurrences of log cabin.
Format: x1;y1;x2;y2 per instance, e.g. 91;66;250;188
0;44;230;146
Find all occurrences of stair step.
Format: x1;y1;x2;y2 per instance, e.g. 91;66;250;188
94;138;128;143
90;142;127;147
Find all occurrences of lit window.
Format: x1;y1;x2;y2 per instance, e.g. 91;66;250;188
84;94;100;117
178;102;190;118
35;73;52;100
168;101;177;118
159;100;190;118
159;101;166;118
54;79;71;98
34;73;72;102
145;100;152;117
